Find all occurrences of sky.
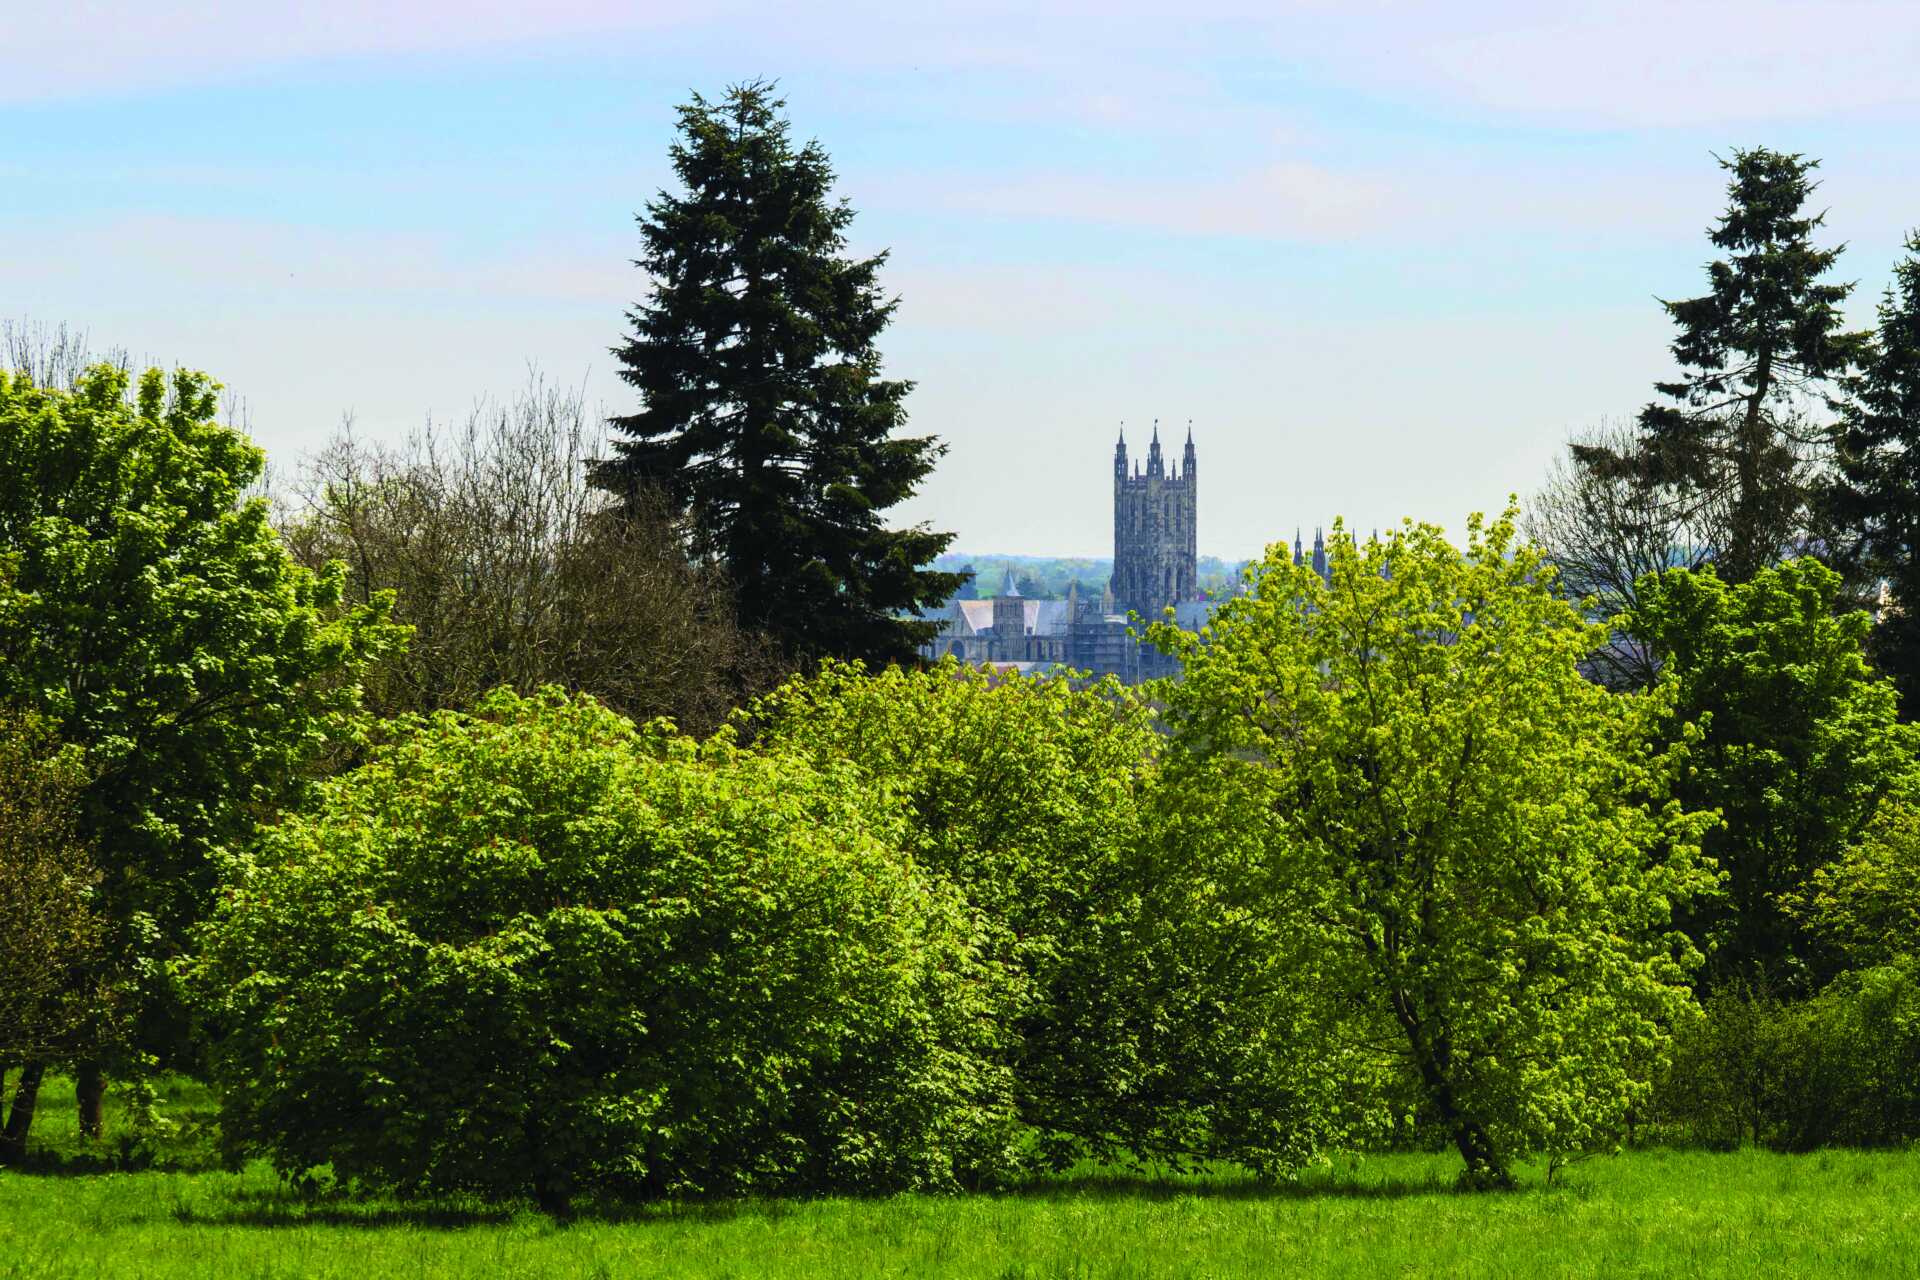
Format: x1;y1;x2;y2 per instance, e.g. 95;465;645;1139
5;2;1920;559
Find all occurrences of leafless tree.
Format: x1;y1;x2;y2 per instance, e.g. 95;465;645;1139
0;321;128;389
1527;421;1731;689
279;374;781;736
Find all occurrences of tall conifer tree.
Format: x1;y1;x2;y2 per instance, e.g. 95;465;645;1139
1831;234;1920;714
598;81;961;664
1577;148;1870;584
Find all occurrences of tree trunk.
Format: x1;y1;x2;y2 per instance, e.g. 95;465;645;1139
77;1060;105;1140
1728;346;1776;582
1446;1113;1516;1190
1389;988;1516;1191
1;1062;46;1165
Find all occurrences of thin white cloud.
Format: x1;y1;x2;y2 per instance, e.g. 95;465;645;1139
951;161;1397;243
0;1;714;102
1403;2;1920;128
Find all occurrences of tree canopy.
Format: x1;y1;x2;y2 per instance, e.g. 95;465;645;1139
188;688;1020;1211
740;660;1337;1173
1629;557;1910;989
1576;148;1870;585
1155;509;1715;1188
1829;232;1920;714
596;80;961;664
0;364;400;1085
281;378;775;736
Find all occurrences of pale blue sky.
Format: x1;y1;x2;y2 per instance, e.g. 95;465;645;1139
5;2;1919;556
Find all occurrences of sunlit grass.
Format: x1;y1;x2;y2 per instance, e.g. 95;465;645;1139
4;1075;1918;1278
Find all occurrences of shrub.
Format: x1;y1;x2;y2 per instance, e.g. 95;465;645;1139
187;688;1019;1210
743;659;1356;1175
0;709;104;1067
1793;775;1920;975
1655;966;1920;1149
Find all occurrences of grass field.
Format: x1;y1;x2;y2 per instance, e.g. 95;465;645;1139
4;1076;1918;1278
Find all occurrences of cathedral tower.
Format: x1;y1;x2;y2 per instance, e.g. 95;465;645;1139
1111;421;1197;618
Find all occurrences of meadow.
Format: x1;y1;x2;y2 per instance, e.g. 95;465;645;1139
1;1077;1916;1280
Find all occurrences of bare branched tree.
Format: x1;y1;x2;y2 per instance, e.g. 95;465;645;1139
279;375;781;736
1527;421;1731;688
0;321;128;390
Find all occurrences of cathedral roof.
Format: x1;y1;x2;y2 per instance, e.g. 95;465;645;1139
950;599;1075;636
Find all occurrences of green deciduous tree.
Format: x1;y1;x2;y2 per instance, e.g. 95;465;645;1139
0;710;107;1164
1828;233;1920;713
1628;557;1910;988
1527;420;1723;689
1154;509;1715;1189
596;81;961;664
1577;149;1871;585
0;364;400;1142
1790;770;1920;974
187;688;1020;1212
741;660;1342;1174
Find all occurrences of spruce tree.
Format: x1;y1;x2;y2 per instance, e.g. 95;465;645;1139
1831;233;1920;715
598;82;961;664
1577;148;1870;584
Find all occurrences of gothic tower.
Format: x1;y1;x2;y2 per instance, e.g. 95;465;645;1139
1111;421;1197;618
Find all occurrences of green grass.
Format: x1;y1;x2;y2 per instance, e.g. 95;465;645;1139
4;1076;1919;1278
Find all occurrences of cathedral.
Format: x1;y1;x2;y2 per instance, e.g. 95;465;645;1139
917;423;1213;681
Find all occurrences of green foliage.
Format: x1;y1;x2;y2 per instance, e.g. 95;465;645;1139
929;554;1250;604
186;688;1019;1209
0;711;106;1065
741;660;1338;1173
0;364;401;1066
597;81;960;664
1656;966;1920;1150
1792;773;1920;971
1155;507;1716;1188
1829;232;1920;714
1629;557;1910;987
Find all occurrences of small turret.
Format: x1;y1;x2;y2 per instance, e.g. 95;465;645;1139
1312;527;1328;580
1147;420;1164;478
992;566;1025;644
1183;421;1196;480
1293;528;1304;567
1114;425;1128;485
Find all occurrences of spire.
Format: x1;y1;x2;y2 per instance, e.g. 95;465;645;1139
999;565;1020;598
1147;418;1164;477
1312;527;1328;580
1293;527;1304;566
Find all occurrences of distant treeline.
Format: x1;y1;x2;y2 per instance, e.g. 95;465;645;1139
934;553;1250;602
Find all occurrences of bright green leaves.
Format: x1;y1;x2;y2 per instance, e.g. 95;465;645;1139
0;363;402;1058
187;688;1021;1207
1157;506;1716;1187
1630;557;1910;988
